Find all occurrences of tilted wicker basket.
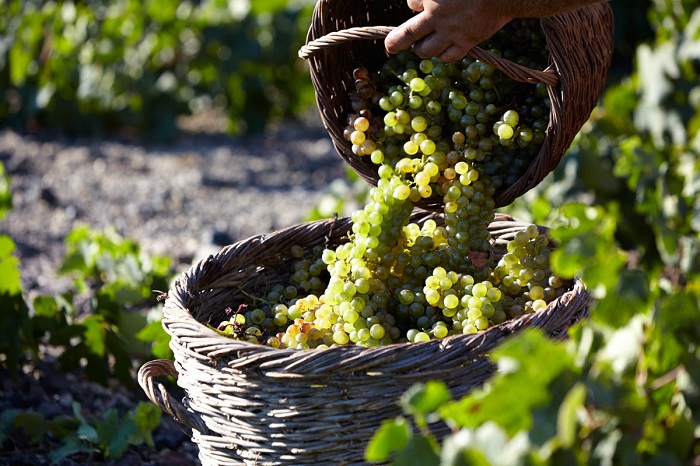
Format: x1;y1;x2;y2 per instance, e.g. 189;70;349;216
298;0;614;210
139;213;592;465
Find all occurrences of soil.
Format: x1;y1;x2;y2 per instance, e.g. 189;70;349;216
0;112;351;465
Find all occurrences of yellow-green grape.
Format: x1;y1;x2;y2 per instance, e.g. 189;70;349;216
420;139;436;155
503;109;519;127
532;299;547;311
411;115;428;132
415;171;431;187
369;323;386;339
393;184;411;200
350;130;365;146
354;116;370;132
497;124;514;140
370;149;384;164
403;140;419;155
414;331;431;342
431;322;449;338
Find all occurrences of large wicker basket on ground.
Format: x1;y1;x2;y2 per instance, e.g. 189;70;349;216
298;0;614;210
139;213;592;465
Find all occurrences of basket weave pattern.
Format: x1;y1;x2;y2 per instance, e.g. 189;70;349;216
139;214;592;465
299;0;614;210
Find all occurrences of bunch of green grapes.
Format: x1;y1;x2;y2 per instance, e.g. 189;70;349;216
491;225;568;318
213;21;569;348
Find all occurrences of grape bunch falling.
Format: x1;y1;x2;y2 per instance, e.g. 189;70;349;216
215;20;569;349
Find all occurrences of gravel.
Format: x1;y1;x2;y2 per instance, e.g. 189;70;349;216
0;113;348;300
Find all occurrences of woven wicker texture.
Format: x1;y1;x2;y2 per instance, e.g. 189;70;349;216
139;213;592;465
298;0;614;211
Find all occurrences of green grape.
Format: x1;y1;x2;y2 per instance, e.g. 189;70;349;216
503;109;519;126
497;124;514;140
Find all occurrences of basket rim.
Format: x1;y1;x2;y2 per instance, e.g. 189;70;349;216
298;25;560;87
161;214;592;374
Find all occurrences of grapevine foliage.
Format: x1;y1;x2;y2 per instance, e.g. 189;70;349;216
0;0;315;139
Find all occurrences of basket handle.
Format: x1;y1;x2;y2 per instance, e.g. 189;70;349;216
137;359;209;434
298;25;558;87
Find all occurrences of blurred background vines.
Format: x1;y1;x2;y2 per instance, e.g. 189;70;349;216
0;0;316;140
0;0;650;141
2;0;699;464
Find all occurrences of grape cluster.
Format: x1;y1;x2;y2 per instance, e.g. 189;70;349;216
214;20;567;349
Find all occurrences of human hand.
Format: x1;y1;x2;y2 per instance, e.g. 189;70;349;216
384;0;513;62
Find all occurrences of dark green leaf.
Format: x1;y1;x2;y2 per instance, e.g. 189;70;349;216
0;409;18;445
94;409;136;458
13;411;48;444
400;380;452;422
392;433;439;466
134;402;161;447
82;315;107;357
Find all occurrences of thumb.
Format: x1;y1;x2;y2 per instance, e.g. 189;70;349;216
407;0;425;11
385;13;433;54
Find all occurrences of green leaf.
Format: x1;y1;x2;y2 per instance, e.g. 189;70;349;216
30;295;70;344
0;162;12;220
94;408;135;458
136;319;173;359
105;328;136;386
13;411;48;444
441;330;573;435
365;417;412;463
0;236;30;373
72;402;98;444
249;0;289;15
134;402;161;447
0;235;21;295
592;269;651;327
82;315;107;357
393;433;440;466
657;289;700;336
9;31;35;85
49;435;96;464
556;383;586;448
400;380;452;424
549;203;626;298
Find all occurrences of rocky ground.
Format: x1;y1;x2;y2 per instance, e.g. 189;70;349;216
0;113;353;465
1;112;349;299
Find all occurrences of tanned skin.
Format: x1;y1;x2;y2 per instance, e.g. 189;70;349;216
385;0;606;62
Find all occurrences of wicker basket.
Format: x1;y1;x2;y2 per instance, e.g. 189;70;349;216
298;0;614;210
139;213;592;465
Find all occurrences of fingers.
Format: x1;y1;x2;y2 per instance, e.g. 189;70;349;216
439;44;471;63
385;13;433;54
412;33;448;59
406;0;424;11
414;39;471;62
